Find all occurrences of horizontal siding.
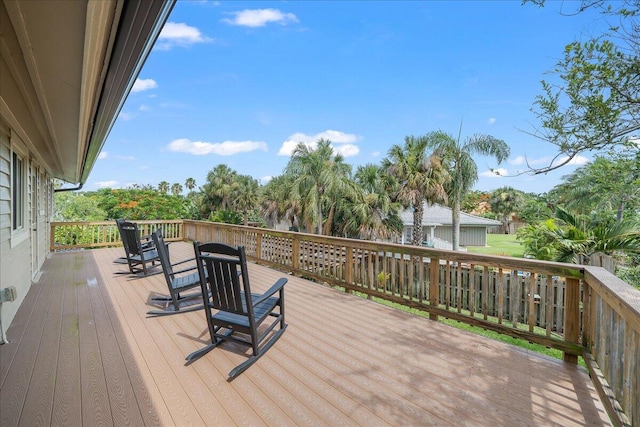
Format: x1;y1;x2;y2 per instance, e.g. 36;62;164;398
434;226;488;247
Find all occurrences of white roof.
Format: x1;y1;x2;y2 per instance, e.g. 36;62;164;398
399;203;502;227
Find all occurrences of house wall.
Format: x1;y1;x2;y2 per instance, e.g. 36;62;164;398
434;226;489;247
0;97;52;335
401;225;490;247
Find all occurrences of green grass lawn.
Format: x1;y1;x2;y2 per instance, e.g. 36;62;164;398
467;233;525;258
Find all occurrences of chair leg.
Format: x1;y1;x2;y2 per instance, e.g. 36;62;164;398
184;328;233;365
228;325;287;379
146;304;203;317
184;342;218;364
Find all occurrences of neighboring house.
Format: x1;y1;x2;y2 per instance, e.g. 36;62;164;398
398;202;501;247
0;0;173;336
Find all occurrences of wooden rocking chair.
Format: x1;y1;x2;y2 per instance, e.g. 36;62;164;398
116;219;161;276
186;242;287;379
146;229;205;316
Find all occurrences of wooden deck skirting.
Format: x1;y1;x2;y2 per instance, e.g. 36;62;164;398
1;243;611;426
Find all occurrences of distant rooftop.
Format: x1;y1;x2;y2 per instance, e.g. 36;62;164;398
399;203;502;227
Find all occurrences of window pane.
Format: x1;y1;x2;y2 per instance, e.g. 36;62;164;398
12;152;24;230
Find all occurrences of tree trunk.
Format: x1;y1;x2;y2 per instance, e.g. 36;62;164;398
316;200;323;235
452;200;461;251
617;201;625;224
412;201;424;246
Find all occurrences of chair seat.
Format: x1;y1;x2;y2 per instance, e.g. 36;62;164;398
171;271;200;290
129;249;159;262
211;294;280;329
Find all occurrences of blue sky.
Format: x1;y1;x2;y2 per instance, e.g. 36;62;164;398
89;1;611;195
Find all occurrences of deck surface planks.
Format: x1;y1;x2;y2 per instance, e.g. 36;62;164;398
0;243;612;426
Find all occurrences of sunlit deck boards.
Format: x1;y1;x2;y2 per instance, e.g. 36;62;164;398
1;243;611;426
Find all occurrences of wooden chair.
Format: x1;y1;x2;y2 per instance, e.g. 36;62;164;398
116;219;161;276
186;242;288;379
146;229;204;316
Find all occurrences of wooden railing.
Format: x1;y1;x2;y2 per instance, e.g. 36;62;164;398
49;220;184;251
50;219;639;426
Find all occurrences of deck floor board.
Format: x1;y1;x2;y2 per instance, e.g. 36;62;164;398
0;243;612;426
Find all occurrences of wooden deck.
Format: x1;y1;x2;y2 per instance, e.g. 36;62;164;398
1;243;611;426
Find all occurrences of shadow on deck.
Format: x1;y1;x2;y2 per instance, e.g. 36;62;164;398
0;243;611;426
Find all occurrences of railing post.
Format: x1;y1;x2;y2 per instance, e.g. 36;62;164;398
256;232;262;260
563;277;580;364
50;222;55;251
429;257;440;321
292;234;299;271
345;246;353;287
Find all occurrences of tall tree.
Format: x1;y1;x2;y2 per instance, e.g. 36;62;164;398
428;130;510;250
342;164;403;240
285;139;354;235
383;135;449;246
550;153;640;224
524;0;639;173
200;164;238;216
171;183;183;196
157;181;170;195
232;174;260;226
261;175;299;229
489;187;524;234
185;177;196;192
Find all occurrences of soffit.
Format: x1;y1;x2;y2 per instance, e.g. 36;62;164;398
1;0;173;184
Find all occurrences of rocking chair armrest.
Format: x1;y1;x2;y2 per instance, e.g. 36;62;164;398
172;257;196;267
253;278;287;307
172;264;198;275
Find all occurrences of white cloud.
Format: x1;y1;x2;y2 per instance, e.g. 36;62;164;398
139;104;150;111
118;112;134;121
335;144;360;157
487;117;496;125
115;155;136;161
278;130;362;156
371;151;381;157
223;9;298;27
98;151;108;160
557;155;590;166
508;154;590;172
157;22;211;50
260;176;273;184
629;136;639;147
165;138;268;155
131;78;157;93
95;180;118;188
480;168;508;178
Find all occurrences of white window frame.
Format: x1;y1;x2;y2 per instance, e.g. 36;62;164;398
10;133;28;247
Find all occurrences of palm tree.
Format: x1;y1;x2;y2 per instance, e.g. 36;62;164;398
185;177;196;193
550;207;640;264
428;130;510;250
285;139;354;235
341;164;402;240
201;164;237;214
157;181;169;195
232;175;260;226
382;135;449;246
261;175;299;229
171;183;183;196
490;186;524;234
